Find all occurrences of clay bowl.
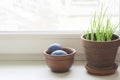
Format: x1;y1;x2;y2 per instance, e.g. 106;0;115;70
44;47;76;73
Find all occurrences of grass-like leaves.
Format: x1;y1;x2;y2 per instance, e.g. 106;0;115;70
85;7;119;41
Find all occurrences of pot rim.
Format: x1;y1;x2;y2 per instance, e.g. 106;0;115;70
81;34;120;43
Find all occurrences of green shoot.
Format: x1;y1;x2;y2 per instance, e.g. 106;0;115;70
84;7;119;41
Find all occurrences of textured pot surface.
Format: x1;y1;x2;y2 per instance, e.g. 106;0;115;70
81;34;120;68
44;47;76;73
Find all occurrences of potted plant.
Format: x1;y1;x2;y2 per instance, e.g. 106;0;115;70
44;43;76;73
81;7;120;75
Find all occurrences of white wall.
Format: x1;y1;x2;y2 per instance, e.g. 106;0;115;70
0;33;119;61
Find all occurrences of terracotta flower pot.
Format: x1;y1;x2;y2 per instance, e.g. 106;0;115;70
81;34;120;75
44;47;76;73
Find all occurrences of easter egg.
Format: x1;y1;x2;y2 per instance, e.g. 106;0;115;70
48;43;62;54
51;50;68;56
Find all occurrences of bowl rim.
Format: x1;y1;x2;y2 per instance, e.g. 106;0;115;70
43;47;76;57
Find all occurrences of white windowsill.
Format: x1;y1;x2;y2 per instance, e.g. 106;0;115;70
0;61;119;80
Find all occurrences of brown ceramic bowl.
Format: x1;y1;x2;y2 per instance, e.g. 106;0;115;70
44;47;76;73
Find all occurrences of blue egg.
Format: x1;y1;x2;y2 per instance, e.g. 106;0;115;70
51;50;68;56
48;43;62;53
